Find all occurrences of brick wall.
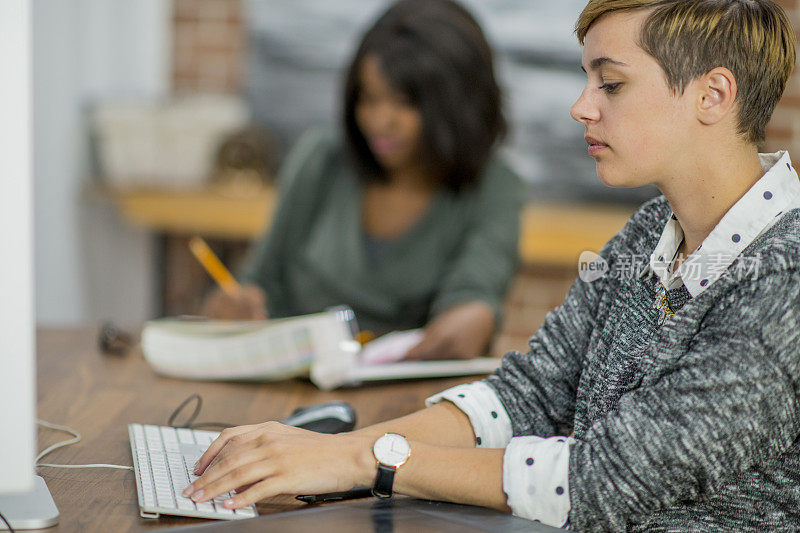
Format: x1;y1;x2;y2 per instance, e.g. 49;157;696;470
764;0;800;157
172;0;245;93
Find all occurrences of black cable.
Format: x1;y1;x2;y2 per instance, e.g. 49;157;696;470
0;509;16;533
167;394;232;430
185;422;234;429
167;394;202;428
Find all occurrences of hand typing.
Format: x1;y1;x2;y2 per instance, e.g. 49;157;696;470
183;422;376;509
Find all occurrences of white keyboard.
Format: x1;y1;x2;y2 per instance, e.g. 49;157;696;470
128;423;257;520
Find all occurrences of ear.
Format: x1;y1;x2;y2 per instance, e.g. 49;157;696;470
695;67;737;126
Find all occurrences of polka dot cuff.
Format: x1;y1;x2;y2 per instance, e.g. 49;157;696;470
425;381;512;448
503;435;575;527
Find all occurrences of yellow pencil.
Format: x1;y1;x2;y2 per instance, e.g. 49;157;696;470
188;236;241;296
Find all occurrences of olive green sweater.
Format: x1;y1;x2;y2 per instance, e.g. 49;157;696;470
242;128;523;334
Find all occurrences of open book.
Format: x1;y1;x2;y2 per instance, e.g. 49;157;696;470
141;310;501;390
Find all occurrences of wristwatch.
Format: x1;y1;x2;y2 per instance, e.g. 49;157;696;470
371;433;411;498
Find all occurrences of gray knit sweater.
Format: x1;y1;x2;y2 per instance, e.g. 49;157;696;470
487;196;800;531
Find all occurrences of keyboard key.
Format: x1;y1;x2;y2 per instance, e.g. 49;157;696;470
175;495;195;511
155;481;175;508
160;426;178;441
194;430;220;444
195;500;214;513
148;432;165;451
132;425;147;448
177;428;195;444
169;469;187;484
161;428;180;452
193;433;214;446
167;454;186;472
145;425;163;448
142;491;156;508
234;507;256;518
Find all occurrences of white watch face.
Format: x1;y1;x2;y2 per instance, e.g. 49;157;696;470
373;433;411;467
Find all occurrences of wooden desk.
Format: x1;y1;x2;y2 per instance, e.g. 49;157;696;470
35;328;478;532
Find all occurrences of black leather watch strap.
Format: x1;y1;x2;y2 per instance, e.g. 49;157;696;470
372;464;396;499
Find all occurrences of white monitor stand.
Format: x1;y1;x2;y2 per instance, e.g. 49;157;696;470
0;1;59;529
0;479;59;531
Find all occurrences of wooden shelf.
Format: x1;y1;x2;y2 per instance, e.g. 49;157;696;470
521;203;635;266
106;185;276;240
101;184;636;267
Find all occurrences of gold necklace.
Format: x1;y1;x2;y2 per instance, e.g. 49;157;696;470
655;280;674;327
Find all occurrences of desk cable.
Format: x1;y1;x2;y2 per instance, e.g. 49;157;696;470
166;393;233;430
34;394;231;472
35;419;133;471
0;509;15;533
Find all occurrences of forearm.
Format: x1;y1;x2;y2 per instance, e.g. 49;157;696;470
352;403;511;509
393;442;509;512
353;402;475;448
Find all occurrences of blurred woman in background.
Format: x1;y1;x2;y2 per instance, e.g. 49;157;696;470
204;0;522;360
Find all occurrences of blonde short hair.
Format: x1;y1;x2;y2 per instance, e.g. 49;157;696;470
575;0;796;144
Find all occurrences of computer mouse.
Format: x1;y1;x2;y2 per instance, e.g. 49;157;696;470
281;401;357;434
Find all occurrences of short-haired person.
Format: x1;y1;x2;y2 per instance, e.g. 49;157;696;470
185;0;800;529
203;0;522;360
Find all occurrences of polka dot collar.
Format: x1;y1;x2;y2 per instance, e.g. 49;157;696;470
643;151;800;297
